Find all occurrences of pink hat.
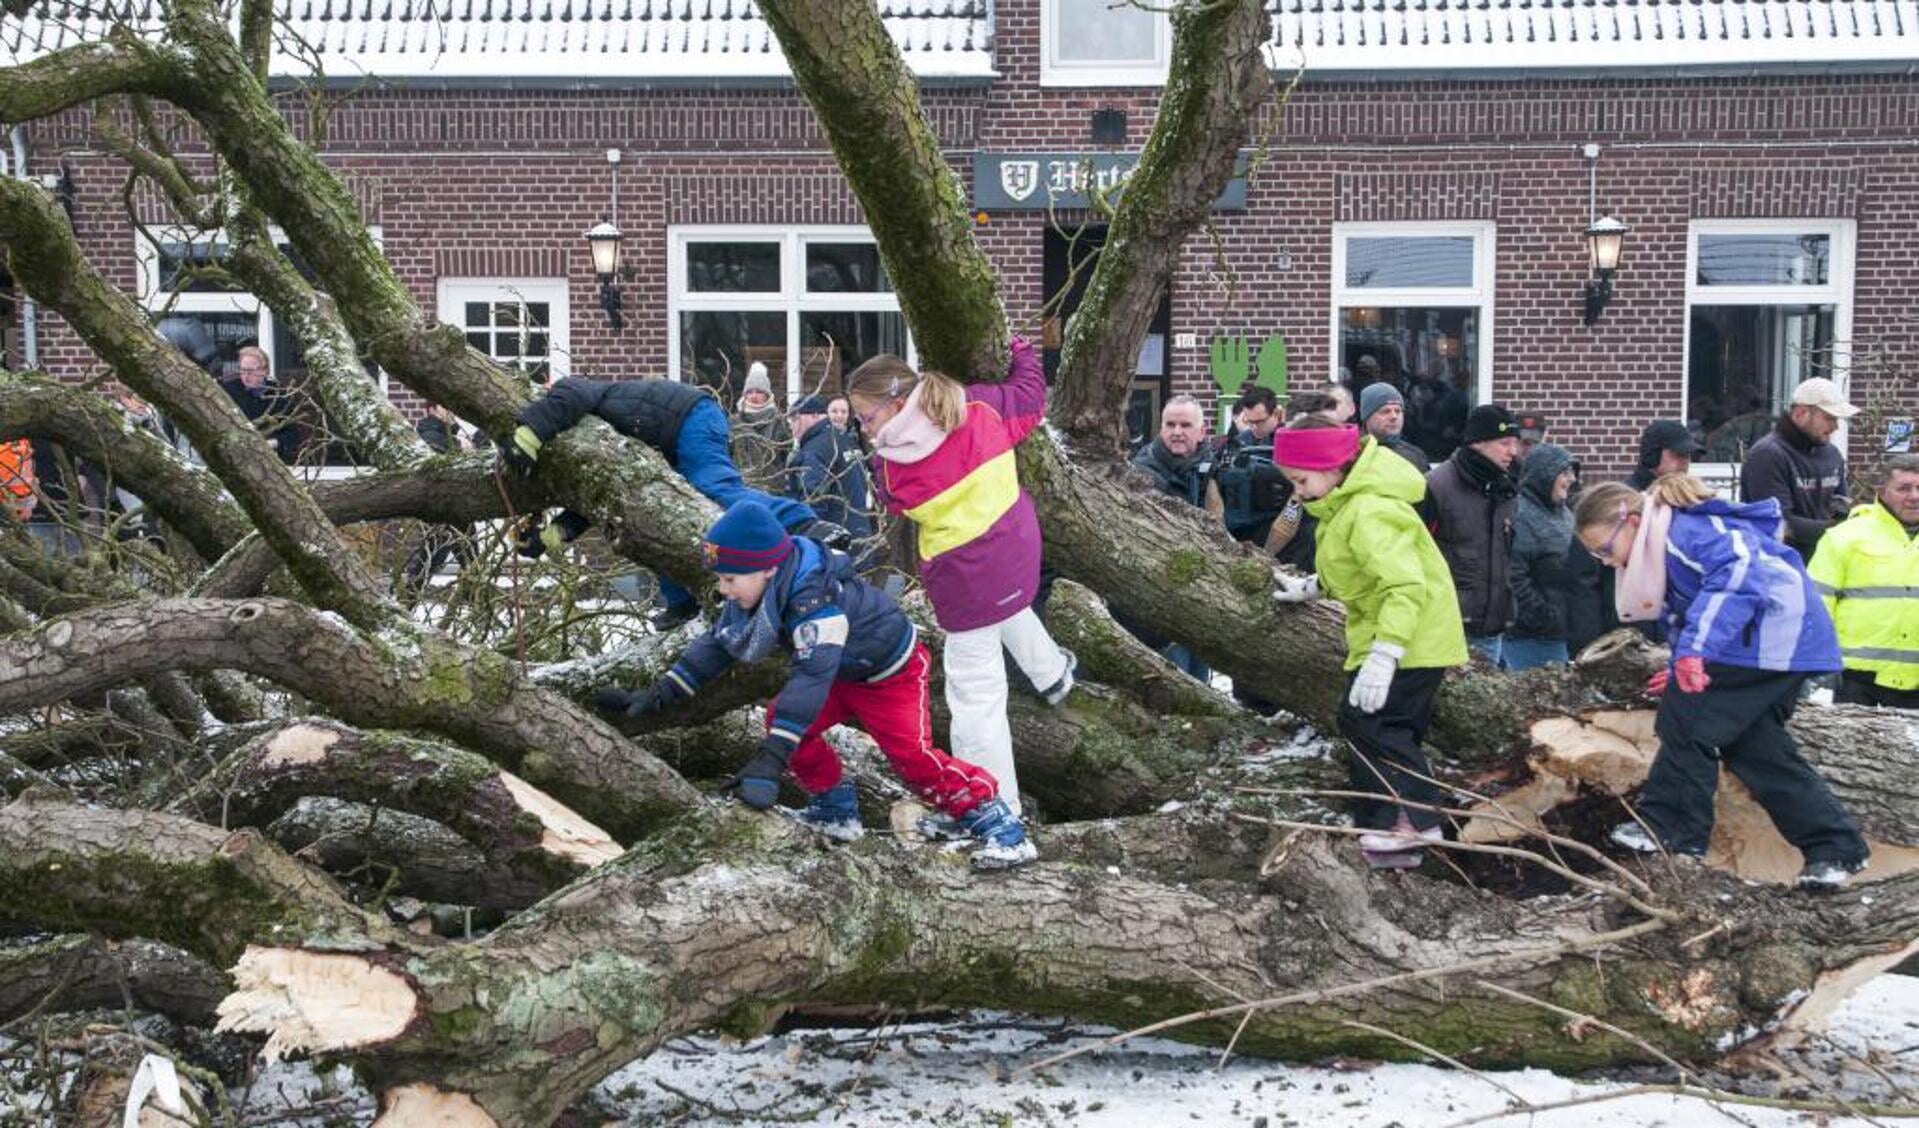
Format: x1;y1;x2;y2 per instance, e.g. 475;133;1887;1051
1273;425;1359;471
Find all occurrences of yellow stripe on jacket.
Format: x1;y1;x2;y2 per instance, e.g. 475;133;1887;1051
904;449;1021;561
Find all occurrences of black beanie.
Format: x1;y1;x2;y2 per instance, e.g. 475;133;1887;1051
1463;404;1518;445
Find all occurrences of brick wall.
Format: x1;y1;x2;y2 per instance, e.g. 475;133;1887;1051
17;0;1919;478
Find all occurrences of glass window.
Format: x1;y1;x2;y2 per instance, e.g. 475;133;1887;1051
805;243;891;293
1053;0;1159;63
452;296;556;383
686;242;782;293
679;311;787;395
154;238;243;293
1339;307;1482;462
1691;304;1837;462
1696;234;1830;287
796;310;909;394
1344;237;1476;290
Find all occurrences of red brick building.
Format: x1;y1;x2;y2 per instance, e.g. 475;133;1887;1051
8;0;1919;476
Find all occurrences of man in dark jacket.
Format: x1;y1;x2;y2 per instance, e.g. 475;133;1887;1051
1426;403;1521;666
1628;418;1702;490
1358;382;1431;473
1130;394;1210;507
500;375;839;628
786;395;874;560
1507;443;1579;669
220;346;300;463
1740;378;1856;556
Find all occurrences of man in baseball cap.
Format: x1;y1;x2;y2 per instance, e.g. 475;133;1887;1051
1514;412;1549;463
1629;419;1704;490
1741;378;1857;554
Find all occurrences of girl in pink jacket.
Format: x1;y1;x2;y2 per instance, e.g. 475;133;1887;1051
845;338;1075;827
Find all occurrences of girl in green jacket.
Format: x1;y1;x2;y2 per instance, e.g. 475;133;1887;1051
1273;418;1470;868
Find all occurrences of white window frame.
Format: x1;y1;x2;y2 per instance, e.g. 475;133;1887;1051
667;226;913;401
1039;0;1171;87
136;224;386;480
1329;221;1497;406
1683;218;1856;488
435;277;572;385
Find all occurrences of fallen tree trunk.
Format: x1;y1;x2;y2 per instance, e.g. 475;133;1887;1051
0;934;227;1027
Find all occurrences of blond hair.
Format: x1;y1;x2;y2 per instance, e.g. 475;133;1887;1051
1572;474;1715;534
844;354;968;434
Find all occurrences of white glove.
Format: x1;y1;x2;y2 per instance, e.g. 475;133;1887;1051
1272;572;1320;604
1347;642;1404;715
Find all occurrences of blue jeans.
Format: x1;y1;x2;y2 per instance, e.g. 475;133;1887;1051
1466;634;1505;669
658;398;818;609
1163;643;1212;684
1501;637;1568;671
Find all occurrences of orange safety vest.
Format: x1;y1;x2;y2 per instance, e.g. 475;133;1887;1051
0;440;33;519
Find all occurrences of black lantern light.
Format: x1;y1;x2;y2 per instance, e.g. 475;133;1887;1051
1583;215;1629;327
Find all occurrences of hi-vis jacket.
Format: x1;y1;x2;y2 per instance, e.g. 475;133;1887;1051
869;339;1046;633
1809;501;1919;691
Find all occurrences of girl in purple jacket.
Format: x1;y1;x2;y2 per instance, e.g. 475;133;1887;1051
844;338;1075;827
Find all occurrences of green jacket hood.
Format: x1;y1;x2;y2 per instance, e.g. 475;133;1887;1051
1307;437;1428;520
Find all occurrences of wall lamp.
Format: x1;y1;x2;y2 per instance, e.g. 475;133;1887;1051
583;148;633;331
1583;216;1629;326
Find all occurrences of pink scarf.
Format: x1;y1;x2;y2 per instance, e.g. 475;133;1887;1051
870;384;951;465
1613;493;1674;623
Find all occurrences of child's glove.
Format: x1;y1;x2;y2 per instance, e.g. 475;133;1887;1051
497;425;542;474
1673;655;1711;694
1645;667;1670;696
593;679;686;720
514;517;567;560
1347;641;1403;715
724;740;789;810
1272;572;1320;604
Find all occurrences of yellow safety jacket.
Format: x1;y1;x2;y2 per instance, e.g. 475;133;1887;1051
1808;501;1919;691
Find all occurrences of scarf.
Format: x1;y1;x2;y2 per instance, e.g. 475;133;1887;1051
871;383;951;465
1455;446;1518;503
711;589;784;664
1614;493;1674;623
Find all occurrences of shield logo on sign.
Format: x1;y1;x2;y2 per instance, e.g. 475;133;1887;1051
999;160;1040;203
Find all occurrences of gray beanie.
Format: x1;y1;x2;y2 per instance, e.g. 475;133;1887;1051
1358;382;1403;425
743;362;772;397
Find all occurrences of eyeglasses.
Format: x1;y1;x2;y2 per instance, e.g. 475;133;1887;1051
1587;501;1631;562
856;400;894;429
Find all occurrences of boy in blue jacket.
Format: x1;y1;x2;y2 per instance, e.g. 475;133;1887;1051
596;500;1037;870
1575;477;1868;890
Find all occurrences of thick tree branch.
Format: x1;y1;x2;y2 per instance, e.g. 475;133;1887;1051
0;34;184;123
1050;0;1274;456
0;598;704;836
0;934;228;1027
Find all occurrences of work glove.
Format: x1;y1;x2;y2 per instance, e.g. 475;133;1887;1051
1673;655;1711;694
592;679;687;721
497;425;543;474
1347;641;1403;715
1272;572;1320;604
723;740;790;810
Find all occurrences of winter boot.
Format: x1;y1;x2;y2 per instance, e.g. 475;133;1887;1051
794;781;864;842
647;600;700;633
1608;821;1662;855
958;798;1038;871
914;810;971;843
1039;648;1077;708
795;519;854;552
1797;856;1866;892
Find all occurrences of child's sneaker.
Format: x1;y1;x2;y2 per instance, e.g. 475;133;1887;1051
795;781;864;842
1608;821;1662;855
958;798;1037;870
914;810;971;843
1356;815;1441;854
1797;856;1866;892
1039;648;1076;707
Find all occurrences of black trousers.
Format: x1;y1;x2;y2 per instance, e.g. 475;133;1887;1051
1837;672;1919;711
1337;666;1446;832
1643;663;1867;865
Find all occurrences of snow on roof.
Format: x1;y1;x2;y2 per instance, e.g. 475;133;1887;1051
1;0;995;84
1270;0;1919;77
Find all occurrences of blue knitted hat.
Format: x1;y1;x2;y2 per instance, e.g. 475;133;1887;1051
702;501;793;574
1357;382;1403;425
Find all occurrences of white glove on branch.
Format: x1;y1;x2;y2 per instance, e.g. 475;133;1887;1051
1272;572;1320;604
1347;641;1404;715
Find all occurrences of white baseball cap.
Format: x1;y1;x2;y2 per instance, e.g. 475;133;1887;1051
1789;377;1859;419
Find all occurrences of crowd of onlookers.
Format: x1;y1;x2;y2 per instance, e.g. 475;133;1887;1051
1129;373;1918;714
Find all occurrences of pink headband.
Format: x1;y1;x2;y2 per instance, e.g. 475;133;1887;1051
1273;425;1360;471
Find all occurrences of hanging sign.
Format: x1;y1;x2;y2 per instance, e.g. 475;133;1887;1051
974;151;1249;212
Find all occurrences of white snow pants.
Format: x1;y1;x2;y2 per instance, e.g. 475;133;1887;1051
941;605;1069;818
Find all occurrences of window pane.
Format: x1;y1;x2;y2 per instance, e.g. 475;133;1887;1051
1338;305;1480;463
155;239;243;293
526;302;550;328
465;332;490;352
1344;237;1475;289
795;310;909;395
1689;304;1835;462
494;303;523;328
464;302;489;328
155;311;259;382
679;310;787;397
686;242;782;292
1696;234;1830;287
1054;0;1158;63
525;333;548;358
494;332;524;358
805;243;892;293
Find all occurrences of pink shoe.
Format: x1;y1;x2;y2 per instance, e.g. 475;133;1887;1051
1357;815;1442;854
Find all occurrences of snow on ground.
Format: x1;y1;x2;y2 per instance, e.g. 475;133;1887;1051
580;974;1919;1128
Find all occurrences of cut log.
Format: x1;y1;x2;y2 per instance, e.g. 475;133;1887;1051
216;946;419;1063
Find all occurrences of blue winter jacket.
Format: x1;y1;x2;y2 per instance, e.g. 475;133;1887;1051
1663;497;1842;673
666;537;916;753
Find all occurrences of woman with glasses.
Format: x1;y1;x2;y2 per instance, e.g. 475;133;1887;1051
842;338;1075;837
1573;477;1867;890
